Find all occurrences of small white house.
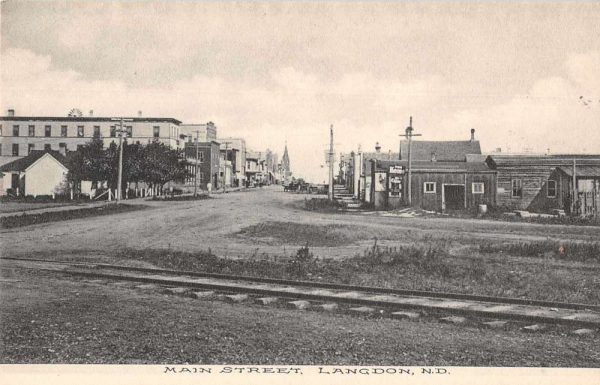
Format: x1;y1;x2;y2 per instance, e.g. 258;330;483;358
0;150;70;197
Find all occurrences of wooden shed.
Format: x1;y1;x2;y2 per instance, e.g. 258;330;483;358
370;159;496;212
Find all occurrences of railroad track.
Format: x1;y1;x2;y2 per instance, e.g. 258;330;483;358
2;257;599;333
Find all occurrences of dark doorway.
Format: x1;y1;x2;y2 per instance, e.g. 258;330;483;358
444;185;465;211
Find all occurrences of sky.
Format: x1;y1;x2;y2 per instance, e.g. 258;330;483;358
1;2;600;183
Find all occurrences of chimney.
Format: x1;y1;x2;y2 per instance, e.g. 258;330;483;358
138;110;142;117
7;109;15;117
375;142;381;153
89;110;94;117
470;128;476;142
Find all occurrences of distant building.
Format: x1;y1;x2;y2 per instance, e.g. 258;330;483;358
0;150;70;197
219;138;247;187
183;140;221;190
179;122;217;143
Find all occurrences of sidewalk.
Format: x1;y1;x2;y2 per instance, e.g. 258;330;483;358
0;198;147;219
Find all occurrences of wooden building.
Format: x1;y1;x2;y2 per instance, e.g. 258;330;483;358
370;159;496;211
485;155;600;214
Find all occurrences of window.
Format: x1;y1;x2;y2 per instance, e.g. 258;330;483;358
199;152;205;162
13;125;20;137
29;125;35;137
511;179;522;198
59;143;67;154
110;126;116;137
0;145;2;156
44;144;52;151
472;182;484;194
28;144;35;153
45;125;51;137
61;125;68;137
93;126;101;138
0;124;2;136
77;126;84;137
153;126;160;138
424;182;436;193
547;180;557;198
125;126;133;137
77;145;84;151
12;144;19;156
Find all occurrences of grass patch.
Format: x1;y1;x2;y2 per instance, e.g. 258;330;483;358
114;240;600;304
237;221;355;247
479;240;600;263
0;204;147;229
304;197;346;212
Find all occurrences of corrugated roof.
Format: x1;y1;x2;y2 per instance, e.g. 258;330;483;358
400;140;481;162
556;165;600;177
487;155;600;168
0;150;70;172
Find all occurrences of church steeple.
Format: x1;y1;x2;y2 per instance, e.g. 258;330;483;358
281;141;292;183
282;141;290;173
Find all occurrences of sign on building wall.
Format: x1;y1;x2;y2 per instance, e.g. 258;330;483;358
389;165;405;174
374;172;386;192
389;176;402;197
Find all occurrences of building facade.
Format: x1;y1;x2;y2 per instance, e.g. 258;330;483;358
486;154;600;214
0;110;183;167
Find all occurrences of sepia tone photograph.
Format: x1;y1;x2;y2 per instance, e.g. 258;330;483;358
0;1;599;383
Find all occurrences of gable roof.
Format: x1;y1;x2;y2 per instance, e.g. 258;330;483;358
0;150;70;173
400;140;481;162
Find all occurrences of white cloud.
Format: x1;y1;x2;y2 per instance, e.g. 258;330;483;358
2;48;600;181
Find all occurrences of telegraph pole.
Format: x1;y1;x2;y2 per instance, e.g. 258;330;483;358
223;142;228;192
194;130;200;197
400;116;421;206
111;117;133;203
328;124;334;201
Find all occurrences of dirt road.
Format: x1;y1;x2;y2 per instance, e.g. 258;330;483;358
1;186;599;261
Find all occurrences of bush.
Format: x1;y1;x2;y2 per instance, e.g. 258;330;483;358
286;245;317;278
304;198;346;212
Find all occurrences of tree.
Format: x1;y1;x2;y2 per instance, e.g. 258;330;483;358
66;138;112;191
139;142;191;189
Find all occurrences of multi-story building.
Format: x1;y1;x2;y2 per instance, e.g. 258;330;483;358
219;138;246;187
0;109;183;167
183;140;221;191
179;122;217;143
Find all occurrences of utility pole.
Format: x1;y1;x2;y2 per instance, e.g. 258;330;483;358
400;116;422;206
111;117;133;203
572;158;577;215
223;142;228;192
194;130;200;197
328;124;334;201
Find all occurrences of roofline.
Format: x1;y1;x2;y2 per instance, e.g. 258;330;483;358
25;152;69;173
1;116;182;124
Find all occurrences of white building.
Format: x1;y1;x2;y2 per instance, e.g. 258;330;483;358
0;150;70;197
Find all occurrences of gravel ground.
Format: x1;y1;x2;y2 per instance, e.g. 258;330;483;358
1;267;599;366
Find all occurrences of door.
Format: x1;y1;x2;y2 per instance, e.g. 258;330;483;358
444;185;465;211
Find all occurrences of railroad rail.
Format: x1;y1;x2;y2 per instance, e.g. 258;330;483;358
2;257;599;331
